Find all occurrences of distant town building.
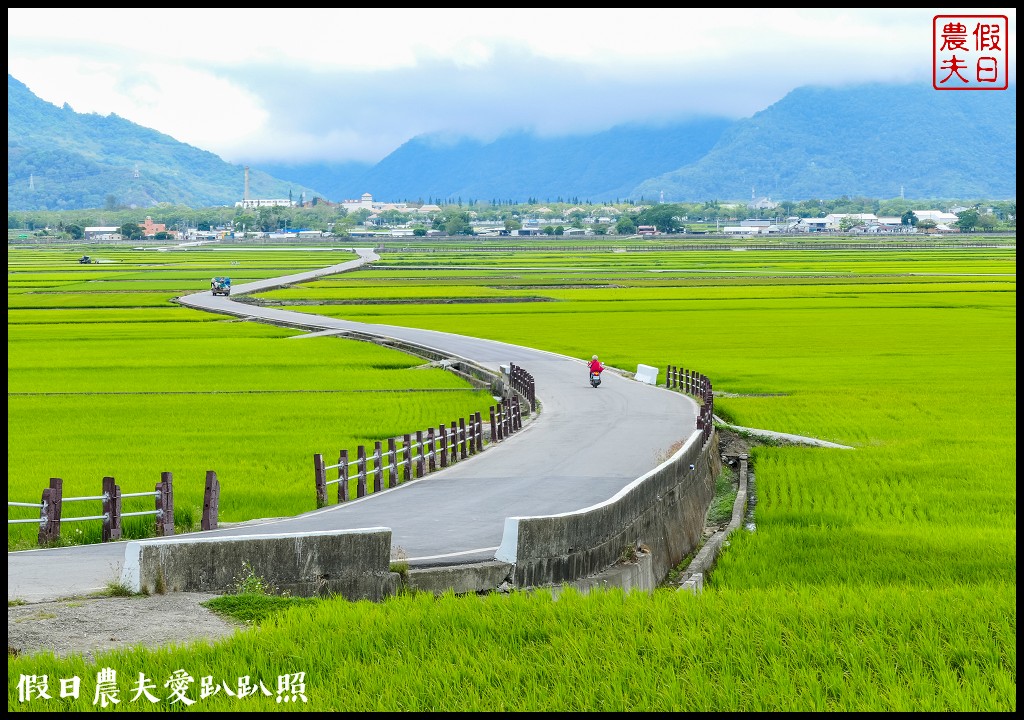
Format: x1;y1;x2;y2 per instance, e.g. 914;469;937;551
84;226;120;240
340;193;411;214
748;197;779;211
234;166;295;209
139;216;166;237
912;209;960;224
235;198;293;209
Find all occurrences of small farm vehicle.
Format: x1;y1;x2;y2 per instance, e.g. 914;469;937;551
211;276;231;296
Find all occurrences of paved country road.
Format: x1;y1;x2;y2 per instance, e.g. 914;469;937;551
8;248;699;604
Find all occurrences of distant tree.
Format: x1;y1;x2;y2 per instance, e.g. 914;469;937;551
976;213;997;231
348;209;372;226
637;204;686;233
437;210;472;235
901;210;918;226
153;231;173;240
412;227;427;237
65;224;84;240
504;218;522;232
615;216;637;235
955;209;980;232
119;222;143;240
379;209;407;226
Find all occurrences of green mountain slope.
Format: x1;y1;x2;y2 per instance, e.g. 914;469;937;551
339;119;733;203
632;83;1017;201
8;75;322;211
9;73;1016;210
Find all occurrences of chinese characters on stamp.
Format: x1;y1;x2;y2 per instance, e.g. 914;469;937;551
933;15;1009;90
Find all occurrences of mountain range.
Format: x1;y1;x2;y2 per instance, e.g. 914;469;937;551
7;73;1016;212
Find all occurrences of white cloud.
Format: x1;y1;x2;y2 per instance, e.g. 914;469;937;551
7;8;1016;165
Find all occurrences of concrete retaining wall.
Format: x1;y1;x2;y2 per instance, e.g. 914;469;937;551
121;528;399;601
118;432;719;602
496;429;720;592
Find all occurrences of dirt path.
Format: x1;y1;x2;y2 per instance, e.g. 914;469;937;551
8;592;242;663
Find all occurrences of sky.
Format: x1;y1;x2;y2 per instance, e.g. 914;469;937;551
7;8;1017;167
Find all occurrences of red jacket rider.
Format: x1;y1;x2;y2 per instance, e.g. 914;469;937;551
589;355;604;375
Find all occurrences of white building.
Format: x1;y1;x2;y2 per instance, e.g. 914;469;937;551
84;226;121;240
235;198;294;209
340;193;410;214
912;209;960;224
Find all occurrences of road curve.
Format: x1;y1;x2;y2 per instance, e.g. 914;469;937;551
8;248;699;602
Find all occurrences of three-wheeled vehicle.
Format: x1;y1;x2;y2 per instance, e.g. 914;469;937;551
211;276;231;296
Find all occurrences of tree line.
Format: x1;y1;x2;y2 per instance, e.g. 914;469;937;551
7;197;1016;237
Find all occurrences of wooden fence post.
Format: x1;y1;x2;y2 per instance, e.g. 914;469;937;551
102;476;121;542
449;419;458;464
439;423;449;468
503;398;512;436
373;441;383;493
156;471;174;536
357;445;368;497
38;477;63;545
403;434;412;482
475;412;484;453
313;453;327;507
338;450;349;503
428;428;437;472
490;406;498;442
459;418;468;459
416;430;425;477
202;471;219;530
164;471;175;536
388;438;397;488
155;479;165;535
38;487;52;546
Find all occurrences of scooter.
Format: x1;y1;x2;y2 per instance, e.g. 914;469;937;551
589;371;602;388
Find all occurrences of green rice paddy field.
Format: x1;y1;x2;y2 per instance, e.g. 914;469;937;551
7;240;1016;711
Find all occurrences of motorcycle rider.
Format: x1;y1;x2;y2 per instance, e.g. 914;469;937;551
588;355;604;376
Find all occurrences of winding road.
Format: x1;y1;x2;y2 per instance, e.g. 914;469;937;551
8;248;699;603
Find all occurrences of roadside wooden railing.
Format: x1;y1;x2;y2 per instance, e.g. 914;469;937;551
665;365;715;444
507;362;536;411
8;471;221;546
314;394;526;507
